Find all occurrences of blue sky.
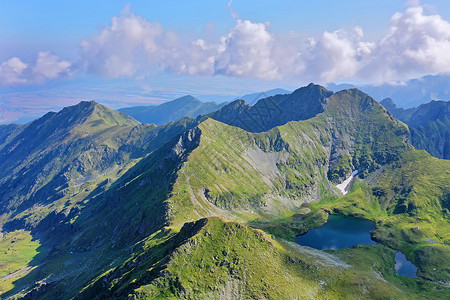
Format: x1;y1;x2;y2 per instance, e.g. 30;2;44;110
1;0;450;123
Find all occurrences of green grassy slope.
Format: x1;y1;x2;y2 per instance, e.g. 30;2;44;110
371;150;450;280
166;117;332;226
324;89;411;181
0;101;141;226
0;102;198;232
316;150;450;281
1;125;202;299
167;87;411;224
0;103;201;297
77;218;447;299
1;86;449;298
0;230;43;295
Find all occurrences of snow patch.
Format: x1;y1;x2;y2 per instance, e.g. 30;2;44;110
336;170;358;195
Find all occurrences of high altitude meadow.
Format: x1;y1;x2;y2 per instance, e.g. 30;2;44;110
0;1;449;299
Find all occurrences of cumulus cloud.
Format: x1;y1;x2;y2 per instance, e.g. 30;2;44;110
0;57;28;85
303;28;374;82
361;6;450;81
80;11;164;77
0;52;71;86
2;4;450;85
214;20;280;79
79;13;299;80
77;4;450;83
34;52;71;80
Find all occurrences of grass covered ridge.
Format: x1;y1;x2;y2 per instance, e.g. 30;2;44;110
1;87;449;298
166;117;332;226
78;217;448;299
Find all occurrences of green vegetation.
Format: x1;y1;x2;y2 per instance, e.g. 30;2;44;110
0;101;198;230
313;150;450;281
0;230;43;294
0;85;449;298
78;218;448;299
325;89;411;180
166;116;332;226
333;245;449;299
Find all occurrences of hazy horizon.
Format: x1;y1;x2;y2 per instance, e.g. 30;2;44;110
2;0;450;123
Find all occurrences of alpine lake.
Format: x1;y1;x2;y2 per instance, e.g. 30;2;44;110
295;214;419;278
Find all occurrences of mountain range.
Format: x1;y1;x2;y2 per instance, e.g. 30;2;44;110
380;98;449;160
118;95;226;125
327;73;450;108
118;89;291;126
0;84;448;299
231;88;291;105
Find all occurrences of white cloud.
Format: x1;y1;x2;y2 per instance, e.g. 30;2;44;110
303;28;372;82
3;4;450;86
78;14;299;80
214;20;280;79
80;11;164;77
361;6;450;82
77;5;450;84
34;52;71;80
0;53;70;86
0;57;28;85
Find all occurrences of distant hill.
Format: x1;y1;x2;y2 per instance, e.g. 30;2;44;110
234;88;291;105
119;90;291;126
380;98;449;159
327;73;450;108
119;95;226;125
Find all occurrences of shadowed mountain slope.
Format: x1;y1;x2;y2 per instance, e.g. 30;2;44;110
204;83;332;132
0;85;448;299
381;98;449;159
0;101;198;232
0;123;22;149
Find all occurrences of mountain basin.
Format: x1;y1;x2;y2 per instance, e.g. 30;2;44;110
295;214;376;250
295;215;419;278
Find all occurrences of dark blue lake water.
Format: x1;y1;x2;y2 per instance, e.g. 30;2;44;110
295;214;419;278
295;215;376;250
395;251;418;278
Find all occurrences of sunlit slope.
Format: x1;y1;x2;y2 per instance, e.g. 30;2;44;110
318;149;450;281
166;87;411;223
2;85;449;298
166;117;332;225
0;101;197;231
77;217;447;299
372;150;450;280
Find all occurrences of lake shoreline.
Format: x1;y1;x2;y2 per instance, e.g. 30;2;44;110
295;214;420;279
